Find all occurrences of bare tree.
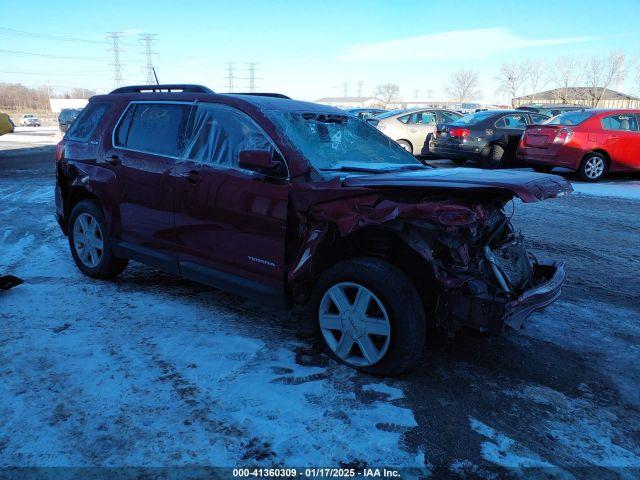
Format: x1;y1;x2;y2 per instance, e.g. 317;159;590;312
550;55;584;103
374;83;400;106
446;69;480;103
522;59;548;101
584;52;627;107
496;62;526;105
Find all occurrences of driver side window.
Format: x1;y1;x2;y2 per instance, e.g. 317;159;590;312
183;104;274;169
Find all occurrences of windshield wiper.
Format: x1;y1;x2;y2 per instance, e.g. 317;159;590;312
321;164;426;174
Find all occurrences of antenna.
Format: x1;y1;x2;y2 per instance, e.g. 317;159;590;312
152;67;159;85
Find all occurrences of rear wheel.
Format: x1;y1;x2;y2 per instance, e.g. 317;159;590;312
311;258;426;376
481;144;505;169
532;166;554;173
68;200;128;279
578;152;607;181
396;140;413;154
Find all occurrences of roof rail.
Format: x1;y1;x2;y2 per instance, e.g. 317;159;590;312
228;92;291;99
109;84;214;94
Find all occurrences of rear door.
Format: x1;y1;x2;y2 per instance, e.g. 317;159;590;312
494;113;529;158
172;103;289;298
601;113;640;170
105;101;192;268
405;110;437;155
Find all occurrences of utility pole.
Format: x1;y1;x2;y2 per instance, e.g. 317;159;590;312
246;62;258;92
107;32;124;88
342;82;349;98
357;81;364;97
226;63;236;93
414;89;419;99
139;33;158;85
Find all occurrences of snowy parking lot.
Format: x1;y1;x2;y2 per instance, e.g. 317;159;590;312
1;147;639;478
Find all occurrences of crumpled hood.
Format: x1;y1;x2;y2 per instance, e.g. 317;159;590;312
342;167;573;203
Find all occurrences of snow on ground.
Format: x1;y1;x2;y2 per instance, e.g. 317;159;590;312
0;127;61;150
570;180;640;200
0;182;426;470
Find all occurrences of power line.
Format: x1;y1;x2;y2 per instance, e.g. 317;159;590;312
0;27;110;45
0;49;108;61
139;34;158;85
107;32;124;88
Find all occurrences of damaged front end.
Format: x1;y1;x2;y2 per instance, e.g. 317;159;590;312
287;185;566;335
397;205;564;334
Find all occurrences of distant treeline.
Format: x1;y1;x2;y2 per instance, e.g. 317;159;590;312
0;83;95;111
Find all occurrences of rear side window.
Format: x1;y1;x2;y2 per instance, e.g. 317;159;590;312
601;114;639;132
495;114;527;129
183;104;273;169
546;111;593;126
117;103;191;157
439;111;462;123
65;102;111;142
530;114;547;124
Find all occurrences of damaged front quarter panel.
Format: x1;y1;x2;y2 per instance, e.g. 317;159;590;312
286;179;567;335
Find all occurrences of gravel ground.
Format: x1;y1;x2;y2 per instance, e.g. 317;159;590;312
1;148;639;479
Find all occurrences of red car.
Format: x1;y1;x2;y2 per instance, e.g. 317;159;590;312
518;109;640;181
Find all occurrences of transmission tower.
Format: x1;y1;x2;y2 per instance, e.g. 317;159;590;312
139;34;158;84
107;32;124;88
246;62;258;92
226;63;236;92
342;82;349;97
357;81;364;97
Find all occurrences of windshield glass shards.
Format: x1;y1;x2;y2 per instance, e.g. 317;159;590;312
266;111;421;171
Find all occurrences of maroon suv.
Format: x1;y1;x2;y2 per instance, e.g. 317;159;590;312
55;84;571;376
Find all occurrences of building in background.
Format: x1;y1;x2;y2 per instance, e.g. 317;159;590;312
314;97;380;109
513;88;640;109
49;98;89;113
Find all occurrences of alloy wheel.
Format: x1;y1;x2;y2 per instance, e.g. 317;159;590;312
319;282;391;367
73;213;104;268
584;156;605;179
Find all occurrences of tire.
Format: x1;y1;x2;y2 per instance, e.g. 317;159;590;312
310;257;426;376
68;200;128;279
532;166;554;173
480;144;505;169
396;140;413;154
578;152;607;182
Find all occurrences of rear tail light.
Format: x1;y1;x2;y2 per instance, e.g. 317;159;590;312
449;127;470;139
553;128;574;145
55;140;65;162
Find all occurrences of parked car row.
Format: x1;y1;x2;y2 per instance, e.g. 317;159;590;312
362;105;640;182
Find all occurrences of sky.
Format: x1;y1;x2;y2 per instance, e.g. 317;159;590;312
2;0;639;103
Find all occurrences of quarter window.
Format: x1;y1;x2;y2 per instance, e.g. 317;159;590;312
118;103;191;157
65;102;112;142
183;104;273;169
601;114;639;132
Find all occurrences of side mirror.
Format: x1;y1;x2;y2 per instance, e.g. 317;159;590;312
238;149;284;176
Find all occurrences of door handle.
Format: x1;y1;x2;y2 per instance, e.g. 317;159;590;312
180;169;201;184
107;154;121;166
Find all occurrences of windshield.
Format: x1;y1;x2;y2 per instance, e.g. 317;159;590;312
544;110;593;126
451;111;497;125
375;109;404;119
266;111;421;171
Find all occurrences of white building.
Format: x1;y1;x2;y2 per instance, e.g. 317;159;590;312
49;98;89;113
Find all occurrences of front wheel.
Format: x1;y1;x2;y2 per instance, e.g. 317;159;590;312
68;200;128;279
578;153;607;181
311;258;426;376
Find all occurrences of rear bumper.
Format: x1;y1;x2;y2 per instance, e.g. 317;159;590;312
518;147;582;170
432;140;486;160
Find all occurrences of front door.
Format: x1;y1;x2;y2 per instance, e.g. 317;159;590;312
172;103;289;299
